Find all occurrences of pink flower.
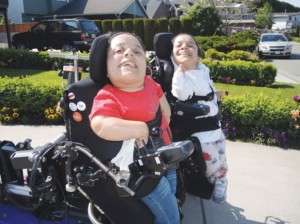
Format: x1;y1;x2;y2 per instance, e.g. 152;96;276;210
224;77;231;84
293;95;300;103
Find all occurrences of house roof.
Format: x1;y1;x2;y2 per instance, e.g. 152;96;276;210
165;0;197;6
273;12;300;18
146;0;169;18
54;0;148;18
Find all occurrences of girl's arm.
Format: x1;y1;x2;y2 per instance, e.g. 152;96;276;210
91;116;149;143
159;94;171;124
171;64;194;101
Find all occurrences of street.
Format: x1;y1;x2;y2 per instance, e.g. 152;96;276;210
266;41;300;84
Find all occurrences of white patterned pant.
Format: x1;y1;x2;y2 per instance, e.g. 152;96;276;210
199;138;228;182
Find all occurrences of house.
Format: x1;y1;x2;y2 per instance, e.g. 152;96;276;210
139;0;198;19
6;0;148;23
272;12;300;31
6;0;300;32
141;0;170;19
53;0;148;20
7;0;71;23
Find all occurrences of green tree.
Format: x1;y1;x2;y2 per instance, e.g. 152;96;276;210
181;1;222;36
252;0;300;13
254;2;274;29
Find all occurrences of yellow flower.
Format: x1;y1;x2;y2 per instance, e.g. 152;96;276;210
4;116;11;121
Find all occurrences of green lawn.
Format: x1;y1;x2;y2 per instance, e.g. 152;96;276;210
215;82;299;102
0;68;299;100
0;68;89;85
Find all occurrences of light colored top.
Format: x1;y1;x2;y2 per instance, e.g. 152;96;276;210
171;57;225;143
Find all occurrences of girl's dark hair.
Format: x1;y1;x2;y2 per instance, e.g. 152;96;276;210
107;32;146;52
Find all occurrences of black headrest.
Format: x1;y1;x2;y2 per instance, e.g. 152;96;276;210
89;33;110;84
153;32;175;60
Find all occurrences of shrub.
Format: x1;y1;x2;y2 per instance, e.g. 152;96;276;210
156;18;169;34
195;30;258;53
0;77;64;125
202;59;276;86
112;19;123;32
222;93;300;148
0;49;89;71
102;20;113;33
169;18;180;35
123;19;133;33
205;49;227;60
0;49;56;69
133;19;144;42
226;50;259;62
143;19;156;50
180;18;193;34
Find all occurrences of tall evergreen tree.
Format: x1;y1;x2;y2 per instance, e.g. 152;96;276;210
254;2;274;29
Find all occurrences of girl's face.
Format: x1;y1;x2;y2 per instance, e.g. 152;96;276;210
172;34;198;70
106;33;146;91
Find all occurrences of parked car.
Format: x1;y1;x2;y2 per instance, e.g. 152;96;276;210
257;33;292;58
12;18;100;52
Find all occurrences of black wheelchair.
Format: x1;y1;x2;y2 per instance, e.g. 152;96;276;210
0;34;195;224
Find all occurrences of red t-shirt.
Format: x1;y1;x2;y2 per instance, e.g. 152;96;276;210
89;76;171;144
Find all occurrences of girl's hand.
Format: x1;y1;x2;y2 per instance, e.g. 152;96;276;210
215;90;223;102
176;64;186;74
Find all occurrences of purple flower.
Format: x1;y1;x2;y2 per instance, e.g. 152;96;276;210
272;132;278;140
264;128;272;134
281;132;287;142
293;95;300;103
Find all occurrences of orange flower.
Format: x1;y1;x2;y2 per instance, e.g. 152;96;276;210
291;109;299;121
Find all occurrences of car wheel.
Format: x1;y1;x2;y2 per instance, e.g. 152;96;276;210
257;50;263;59
17;42;27;49
62;43;73;52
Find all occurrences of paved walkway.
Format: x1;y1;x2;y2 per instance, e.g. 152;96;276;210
1;125;300;224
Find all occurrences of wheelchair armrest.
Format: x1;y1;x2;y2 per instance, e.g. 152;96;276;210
132;140;194;176
157;140;194;166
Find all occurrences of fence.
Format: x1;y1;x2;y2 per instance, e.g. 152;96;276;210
0;22;36;33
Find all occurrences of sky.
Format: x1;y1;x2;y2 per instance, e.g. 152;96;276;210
279;0;300;8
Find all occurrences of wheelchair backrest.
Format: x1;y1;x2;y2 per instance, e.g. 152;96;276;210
153;32;176;103
63;33;122;162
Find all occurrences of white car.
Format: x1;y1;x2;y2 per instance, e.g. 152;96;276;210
257;33;292;58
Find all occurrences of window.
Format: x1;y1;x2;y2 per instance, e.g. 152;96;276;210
33;23;47;32
64;21;79;31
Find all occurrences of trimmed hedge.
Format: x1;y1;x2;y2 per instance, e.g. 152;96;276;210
202;59;277;86
143;19;156;51
0;49;89;71
0;76;299;148
0;78;64;125
0;49;276;87
123;19;134;33
222;94;300;148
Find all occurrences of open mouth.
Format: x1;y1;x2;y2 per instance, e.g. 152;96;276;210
120;61;136;68
179;53;190;57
